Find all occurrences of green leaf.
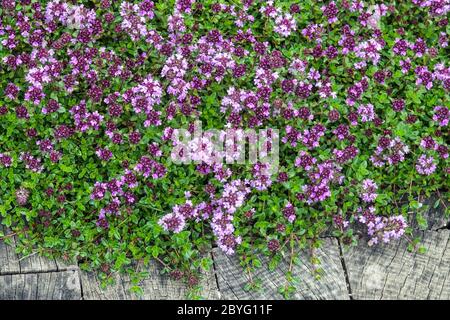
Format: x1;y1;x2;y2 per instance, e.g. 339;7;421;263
415;212;428;230
200;257;213;271
114;253;129;270
151;246;159;258
59;164;73;173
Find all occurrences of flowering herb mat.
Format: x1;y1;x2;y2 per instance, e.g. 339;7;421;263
0;0;448;298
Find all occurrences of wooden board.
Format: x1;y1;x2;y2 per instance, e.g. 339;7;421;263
0;270;82;300
343;229;450;300
212;238;350;300
18;252;59;274
0;226;20;274
0;226;61;274
412;195;449;231
81;259;220;300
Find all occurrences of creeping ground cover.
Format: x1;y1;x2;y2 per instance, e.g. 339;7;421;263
0;0;449;298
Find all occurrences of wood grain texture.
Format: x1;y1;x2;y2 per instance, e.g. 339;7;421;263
0;270;82;300
0;226;62;274
18;251;58;274
0;226;20;274
81;260;220;300
343;229;450;300
213;238;349;300
410;195;449;231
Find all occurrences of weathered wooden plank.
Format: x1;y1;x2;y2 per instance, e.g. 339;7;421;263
412;195;449;231
18;251;58;274
0;270;82;300
343;229;450;300
0;226;21;274
81;259;220;300
54;257;79;272
0;226;71;274
213;238;349;300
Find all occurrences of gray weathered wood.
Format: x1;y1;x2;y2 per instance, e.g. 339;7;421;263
213;238;349;300
343;229;450;299
0;270;82;300
54;257;79;272
80;259;220;300
411;195;449;231
0;225;59;274
0;226;21;274
18;251;58;274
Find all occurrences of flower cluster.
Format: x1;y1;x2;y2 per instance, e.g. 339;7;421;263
260;1;297;37
370;136;410;167
358;208;407;246
0;153;13;167
433;105;449;126
360;179;378;203
416;154;437;176
158;179;251;255
0;0;448;292
282;202;296;223
299;161;344;204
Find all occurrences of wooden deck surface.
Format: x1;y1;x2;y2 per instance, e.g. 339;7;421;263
1;200;448;300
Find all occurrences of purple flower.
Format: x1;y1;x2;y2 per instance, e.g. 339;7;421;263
415;66;434;90
15;187;30;206
333;124;350;140
360;179;378;203
393;39;410;56
91;182;108;200
16;105;29;119
19;152;43;173
42;99;60;114
392;99;405;112
0;153;12;167
249;162;272;191
37;139;54;153
358;208;407;246
300;161;343;204
433;106;449;126
283;202;296;223
437;144;449;159
295;151;316;171
175;0;194;14
321;1;338;24
96;217;109;229
134;156;166;179
217;234;242;255
357;103;375;122
420;136;437;150
333;214;349;230
416;154;437;175
333;145;359;164
267;239;280;252
299;124;326;149
54;125;73;140
159;213;186;233
4;83;19;99
49;151;62;163
399;58;412;74
371;136;409;167
274;13;297;37
129;131;142;144
96;148;113;161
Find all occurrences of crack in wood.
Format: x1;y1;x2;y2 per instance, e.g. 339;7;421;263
337;238;353;300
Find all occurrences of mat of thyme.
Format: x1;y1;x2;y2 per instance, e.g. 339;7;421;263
0;0;449;298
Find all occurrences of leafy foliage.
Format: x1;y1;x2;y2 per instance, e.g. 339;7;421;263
0;0;448;298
